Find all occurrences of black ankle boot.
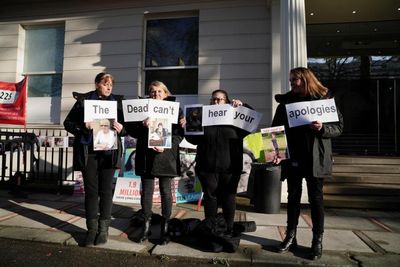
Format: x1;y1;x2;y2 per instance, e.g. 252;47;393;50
277;229;297;253
309;233;323;260
137;217;151;243
160;217;170;245
95;219;110;245
84;219;98;247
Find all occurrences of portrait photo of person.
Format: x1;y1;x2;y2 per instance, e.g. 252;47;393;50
124;148;138;176
261;126;289;163
148;118;171;148
184;104;203;135
93;119;117;151
54;137;68;148
237;148;256;194
39;136;54;148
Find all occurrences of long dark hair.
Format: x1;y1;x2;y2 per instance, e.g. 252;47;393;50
290;67;328;98
211;89;231;104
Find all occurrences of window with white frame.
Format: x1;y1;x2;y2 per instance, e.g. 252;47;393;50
144;16;198;95
23;24;65;124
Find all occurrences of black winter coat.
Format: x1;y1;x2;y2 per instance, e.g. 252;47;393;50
63;91;126;171
271;91;344;179
185;104;252;174
186;126;249;174
124;97;184;178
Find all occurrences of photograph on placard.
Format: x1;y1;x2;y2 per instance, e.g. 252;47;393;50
54;137;68;148
93;118;117;151
148;118;171;148
261;125;289;163
184;104;203;135
38;136;54;148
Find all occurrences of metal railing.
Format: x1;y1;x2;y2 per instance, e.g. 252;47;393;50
0;127;74;192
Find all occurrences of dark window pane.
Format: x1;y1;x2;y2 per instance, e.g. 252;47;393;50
27;74;62;97
145;17;198;67
24;25;65;72
145;69;198;95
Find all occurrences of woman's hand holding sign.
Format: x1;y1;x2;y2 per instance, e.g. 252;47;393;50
310;120;323;132
231;99;243;107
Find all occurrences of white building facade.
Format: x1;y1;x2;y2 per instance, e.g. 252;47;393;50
0;0;307;129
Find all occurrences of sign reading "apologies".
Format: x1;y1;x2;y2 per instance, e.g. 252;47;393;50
285;98;339;128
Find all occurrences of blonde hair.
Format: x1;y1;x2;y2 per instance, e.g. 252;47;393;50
290;67;328;98
148;80;171;96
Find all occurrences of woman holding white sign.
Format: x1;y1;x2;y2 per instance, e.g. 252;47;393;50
271;67;343;260
64;72;126;247
125;81;185;244
185;89;252;252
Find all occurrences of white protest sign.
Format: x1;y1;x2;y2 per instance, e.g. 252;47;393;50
232;105;263;133
112;177;141;203
122;99;180;123
202;104;262;132
84;100;117;122
286;98;339;128
122;99;149;122
113;177;177;204
148;99;180;123
202;104;233;126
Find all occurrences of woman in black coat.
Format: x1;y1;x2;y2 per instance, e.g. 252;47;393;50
272;67;343;260
64;72;126;247
125;81;185;244
185;90;251;238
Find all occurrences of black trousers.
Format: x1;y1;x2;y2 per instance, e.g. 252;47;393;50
141;175;173;219
82;154;115;220
286;175;324;235
198;172;241;228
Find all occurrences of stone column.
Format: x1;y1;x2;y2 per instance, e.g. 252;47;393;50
280;0;307;92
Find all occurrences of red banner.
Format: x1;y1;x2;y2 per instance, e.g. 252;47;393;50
0;77;28;125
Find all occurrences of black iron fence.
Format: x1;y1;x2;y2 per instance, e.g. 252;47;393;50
0;127;74;192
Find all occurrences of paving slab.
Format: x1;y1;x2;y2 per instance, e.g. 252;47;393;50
111;205;136;218
24;193;68;202
363;231;400;254
377;217;400;232
5;199;76;213
95;236;149;253
53;193;84;202
240;226;281;248
0;226;68;243
245;212;309;227
296;229;373;253
0;211;76;229
328;208;400;218
324;216;381;231
108;218;130;235
59;217;86;233
0;208;16;219
32;228;74;244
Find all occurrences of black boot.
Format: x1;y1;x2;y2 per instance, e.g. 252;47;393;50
309;233;323;260
160;217;170;245
84;219;98;247
277;229;297;253
137;217;151;243
95;219;110;245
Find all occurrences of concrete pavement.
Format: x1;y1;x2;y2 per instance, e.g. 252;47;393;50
0;189;399;266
